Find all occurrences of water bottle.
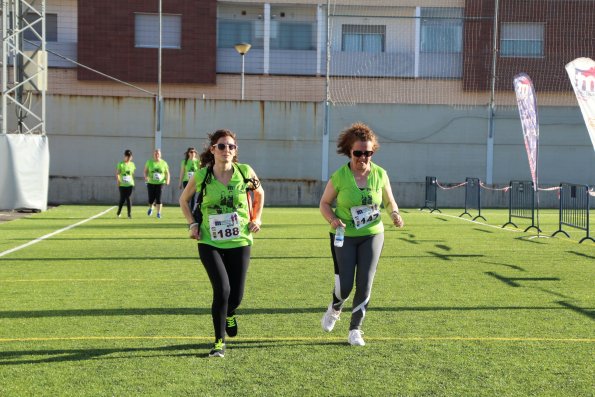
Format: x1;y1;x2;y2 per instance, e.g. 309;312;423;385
334;226;345;247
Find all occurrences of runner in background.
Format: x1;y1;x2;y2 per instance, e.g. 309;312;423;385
144;149;170;219
178;147;200;210
319;122;404;346
179;129;264;358
116;149;135;218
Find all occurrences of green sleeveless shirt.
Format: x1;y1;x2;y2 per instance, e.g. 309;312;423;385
329;162;388;237
195;163;255;249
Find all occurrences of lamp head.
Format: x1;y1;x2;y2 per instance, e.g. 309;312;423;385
234;42;252;56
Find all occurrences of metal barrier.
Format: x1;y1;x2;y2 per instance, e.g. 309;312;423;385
552;183;594;243
459;177;486;221
419;176;441;213
502;180;540;232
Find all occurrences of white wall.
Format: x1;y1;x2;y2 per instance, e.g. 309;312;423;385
45;95;594;207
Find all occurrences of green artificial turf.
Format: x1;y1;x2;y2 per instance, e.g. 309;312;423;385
0;206;593;396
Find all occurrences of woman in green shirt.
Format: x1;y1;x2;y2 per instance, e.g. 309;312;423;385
179;129;264;358
178;147;199;209
115;149;135;218
319;122;404;346
144;149;170;219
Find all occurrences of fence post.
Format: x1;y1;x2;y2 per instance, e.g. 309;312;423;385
552;183;594;243
460;177;486;221
419;176;441;213
502;180;539;232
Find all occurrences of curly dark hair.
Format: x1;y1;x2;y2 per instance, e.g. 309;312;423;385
336;122;379;157
199;129;238;167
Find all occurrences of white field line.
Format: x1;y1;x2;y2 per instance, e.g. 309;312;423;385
428;211;593;245
429;211;522;233
0;335;593;343
0;206;116;258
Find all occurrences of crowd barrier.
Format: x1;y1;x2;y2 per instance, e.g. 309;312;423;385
419;176;441;213
552;183;594;244
502;180;540;232
459;178;486;221
421;176;593;244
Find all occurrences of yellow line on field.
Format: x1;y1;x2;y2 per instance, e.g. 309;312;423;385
0;279;195;283
0;335;592;343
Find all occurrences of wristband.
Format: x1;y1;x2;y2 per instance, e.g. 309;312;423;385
188;222;198;230
391;211;400;216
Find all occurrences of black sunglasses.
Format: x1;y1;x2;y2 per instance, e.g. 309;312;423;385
352;150;374;158
212;143;237;151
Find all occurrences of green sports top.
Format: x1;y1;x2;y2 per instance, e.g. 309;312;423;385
117;161;136;187
145;159;169;185
195;163;256;249
181;159;200;182
329;162;389;237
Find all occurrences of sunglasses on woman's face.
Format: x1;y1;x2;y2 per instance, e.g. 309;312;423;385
212;143;237;151
352;150;374;158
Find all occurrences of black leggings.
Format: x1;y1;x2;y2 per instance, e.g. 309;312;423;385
147;183;163;205
198;244;251;341
117;186;133;216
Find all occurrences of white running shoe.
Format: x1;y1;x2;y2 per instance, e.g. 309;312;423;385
321;304;341;332
348;329;365;346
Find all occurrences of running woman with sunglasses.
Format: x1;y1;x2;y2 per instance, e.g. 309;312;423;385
319;122;404;346
179;129;264;358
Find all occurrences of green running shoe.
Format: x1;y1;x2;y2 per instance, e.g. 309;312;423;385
209;339;225;358
225;315;238;337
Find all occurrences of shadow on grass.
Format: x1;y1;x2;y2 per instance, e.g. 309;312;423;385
0;254;445;262
514;236;548;244
427;252;484;261
0;343;210;365
0;339;347;366
567;251;595;260
485;272;560;287
435;244;451;251
473;228;493;234
480;261;526;272
1;304;585;319
556;301;595;320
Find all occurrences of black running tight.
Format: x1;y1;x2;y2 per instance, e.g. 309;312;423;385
198;244;251;341
117;186;133;216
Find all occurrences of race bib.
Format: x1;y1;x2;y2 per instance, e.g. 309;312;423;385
152;172;162;181
122;175;132;184
187;171;194;179
350;204;380;229
209;212;241;241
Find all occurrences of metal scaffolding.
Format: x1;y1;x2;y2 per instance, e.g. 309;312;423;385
1;0;46;135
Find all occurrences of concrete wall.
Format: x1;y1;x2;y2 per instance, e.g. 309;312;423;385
46;95;594;208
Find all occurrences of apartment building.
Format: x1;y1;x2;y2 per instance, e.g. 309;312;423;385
14;0;593;206
28;0;590;104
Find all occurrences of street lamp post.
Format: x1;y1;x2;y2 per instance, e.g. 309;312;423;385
234;43;251;100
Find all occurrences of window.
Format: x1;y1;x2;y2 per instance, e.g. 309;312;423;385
217;20;254;48
22;13;58;42
273;22;314;51
341;25;385;53
420;8;463;53
500;23;544;57
135;13;181;49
